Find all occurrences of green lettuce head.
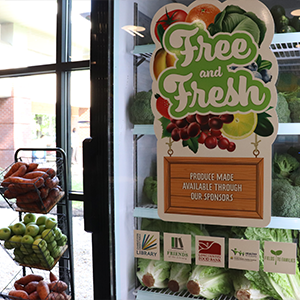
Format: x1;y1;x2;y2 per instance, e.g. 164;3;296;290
208;5;267;47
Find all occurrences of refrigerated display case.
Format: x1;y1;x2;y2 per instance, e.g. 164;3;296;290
84;0;300;299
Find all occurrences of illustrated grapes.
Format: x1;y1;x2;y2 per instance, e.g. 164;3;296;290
167;113;236;152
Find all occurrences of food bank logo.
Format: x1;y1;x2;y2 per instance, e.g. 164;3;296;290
142;234;157;251
134;230;160;260
196;236;224;267
199;241;221;255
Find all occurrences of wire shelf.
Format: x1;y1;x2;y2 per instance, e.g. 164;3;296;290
134;286;237;300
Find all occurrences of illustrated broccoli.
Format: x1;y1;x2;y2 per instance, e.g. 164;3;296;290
272;179;300;218
273;152;300;178
276;93;291;123
129;90;154;124
143;176;157;205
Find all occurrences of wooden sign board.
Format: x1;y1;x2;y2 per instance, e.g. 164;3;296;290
164;157;264;219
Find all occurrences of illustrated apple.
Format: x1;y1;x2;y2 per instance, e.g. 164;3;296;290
41;229;55;242
54;227;63;240
25;224;40;237
45;217;57;229
153;48;176;80
36;215;48;226
9;235;23;248
38;225;46;234
23;213;36;225
0;227;12;240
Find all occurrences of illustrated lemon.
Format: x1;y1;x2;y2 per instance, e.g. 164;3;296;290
221;112;258;140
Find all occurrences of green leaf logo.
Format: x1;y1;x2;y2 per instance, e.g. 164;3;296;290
270;249;283;265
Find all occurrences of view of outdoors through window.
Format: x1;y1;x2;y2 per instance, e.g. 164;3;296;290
0;1;92;299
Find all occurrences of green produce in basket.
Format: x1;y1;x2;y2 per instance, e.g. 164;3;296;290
0;227;11;241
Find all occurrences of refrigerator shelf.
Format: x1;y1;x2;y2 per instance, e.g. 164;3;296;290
133;204;159;219
133;206;300;230
133;124;298;136
134;286;236;300
132;33;300;64
133;125;155;135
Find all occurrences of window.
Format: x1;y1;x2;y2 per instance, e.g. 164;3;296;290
0;1;92;299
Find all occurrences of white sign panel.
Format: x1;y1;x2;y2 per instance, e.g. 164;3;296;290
164;232;191;264
228;238;260;271
134;230;160;260
195;236;225;267
264;241;296;275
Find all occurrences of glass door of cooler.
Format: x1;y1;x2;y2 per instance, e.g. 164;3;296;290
85;0;300;300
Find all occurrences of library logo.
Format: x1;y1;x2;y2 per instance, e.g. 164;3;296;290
134;230;160;260
164;233;191;264
171;237;184;250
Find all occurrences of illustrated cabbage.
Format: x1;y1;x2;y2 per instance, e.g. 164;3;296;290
208;5;267;47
